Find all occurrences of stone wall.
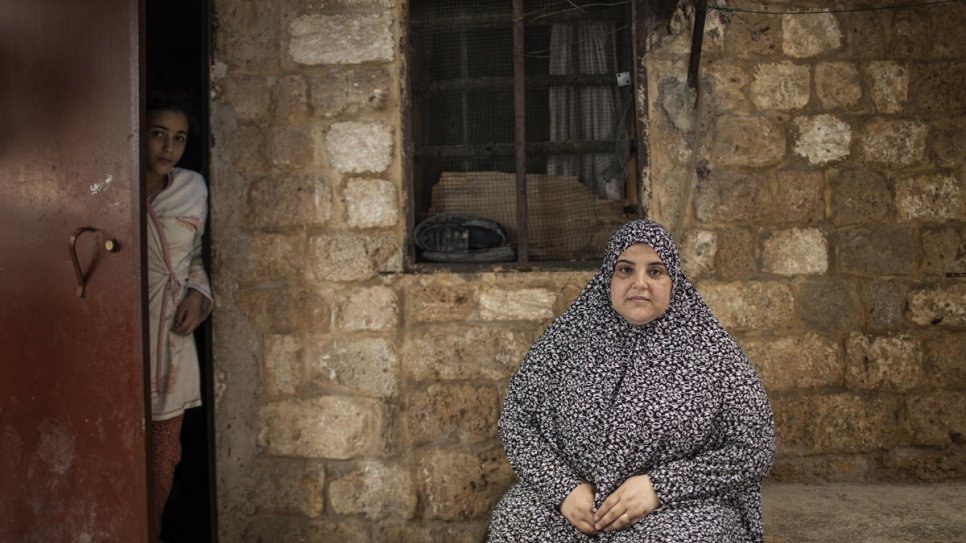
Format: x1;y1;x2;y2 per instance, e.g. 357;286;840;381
210;0;965;541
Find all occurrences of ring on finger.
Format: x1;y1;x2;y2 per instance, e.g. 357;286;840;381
622;512;630;522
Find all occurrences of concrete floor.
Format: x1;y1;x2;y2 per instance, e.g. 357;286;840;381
763;483;966;543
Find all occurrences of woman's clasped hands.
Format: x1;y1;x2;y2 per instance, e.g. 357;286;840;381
561;475;660;535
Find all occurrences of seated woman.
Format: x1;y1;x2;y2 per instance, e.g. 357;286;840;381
488;220;775;542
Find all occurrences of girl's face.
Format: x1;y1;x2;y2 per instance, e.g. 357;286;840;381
610;243;672;326
145;110;188;181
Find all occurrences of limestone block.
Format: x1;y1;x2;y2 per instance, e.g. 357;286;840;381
271;125;319;170
258;396;385;459
273;74;310;120
479;288;556;321
924;332;966;388
921;226;966;276
793;114;852;165
774;170;825;224
235;286;303;333
762;228;828;276
772;393;899;454
308;65;392;119
880;447;966;481
679;229;716;278
326;122;393;174
909;63;966;111
846;332;924;392
328;461;417;519
861;281;905;330
405;279;476;323
711;116;786;168
907;282;966;327
750;61;810;111
699;281;795;332
307;231;400;282
743;333;843;391
344;178;399;228
374;522;488;543
405;383;500;445
213;1;279;71
891;11;932;58
930;3;966;58
715;227;757;280
288;13;394;65
244;517;370;543
263;334;303;396
768;453;874;482
834;226;917;276
932;117;966;168
235;125;268;171
782;13;842;58
222;76;272;123
796;280;859;332
402;325;535;381
306;335;398;398
815;62;861;109
241;233;305;282
246;174;333;230
902;392;966;448
839;10;890;59
705;61;752;113
723;13;781;58
829;168;893;225
859;119;927;169
417;448;514;520
895;174;965;222
334;285;398;332
864;61;907;114
253;458;325;517
694;171;771;224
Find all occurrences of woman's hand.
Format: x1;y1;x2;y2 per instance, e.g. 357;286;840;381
171;289;206;336
561;483;598;535
594;474;660;532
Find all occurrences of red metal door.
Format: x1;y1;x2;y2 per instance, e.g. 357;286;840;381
0;0;150;541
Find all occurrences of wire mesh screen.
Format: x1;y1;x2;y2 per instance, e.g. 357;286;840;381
410;0;638;263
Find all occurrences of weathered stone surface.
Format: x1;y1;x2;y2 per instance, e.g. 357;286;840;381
307;231;400;282
241;233;305;282
234;125;268;172
288;13;394;65
715;227;758;279
924;332;966;389
723;13;781;58
305;336;398;398
679;229;716;278
909;62;966;111
334;285;398;331
326;122;393;174
815;62;861;109
214;1;279;71
839;10;890;59
864;61;908;114
880;447;966;481
901;392;966;448
774;170;825;224
929;3;966;58
479;288;556;321
402;325;535;381
762;228;828;276
700;281;795;332
895;174;965;222
404;277;477;323
921;226;966;276
829;168;893;225
263;334;303;396
417;448;514;520
834;227;918;276
743;333;843;391
706;61;752;113
695;171;771;224
859;119;928;169
907;282;966;327
891;10;932;58
861;281;905;330
846;333;924;392
246;174;333;230
308;65;392;118
793;114;852;165
258;396;385;459
782;13;842;58
374;522;488;543
253;458;325;517
711;116;786;168
932;117;966;168
797;280;859;332
344;178;399;228
328;461;417;519
405;383;500;445
750;61;810;111
271;125;319;170
244;516;372;543
222;76;272;123
768;455;873;482
237;286;331;334
772;393;900;453
273;74;310;120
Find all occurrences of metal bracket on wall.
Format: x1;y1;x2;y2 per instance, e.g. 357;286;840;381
687;0;709;92
69;226;120;298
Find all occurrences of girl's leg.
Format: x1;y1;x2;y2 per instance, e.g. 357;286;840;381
150;415;184;540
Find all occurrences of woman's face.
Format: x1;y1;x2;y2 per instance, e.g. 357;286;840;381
145;109;188;180
610;243;672;326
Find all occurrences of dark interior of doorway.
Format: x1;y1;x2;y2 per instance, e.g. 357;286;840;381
147;1;215;542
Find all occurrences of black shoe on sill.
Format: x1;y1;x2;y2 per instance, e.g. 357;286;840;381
415;214;516;263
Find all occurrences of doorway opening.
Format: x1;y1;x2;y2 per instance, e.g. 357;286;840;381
146;1;215;542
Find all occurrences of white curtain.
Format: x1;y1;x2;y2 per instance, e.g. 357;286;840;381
547;21;625;200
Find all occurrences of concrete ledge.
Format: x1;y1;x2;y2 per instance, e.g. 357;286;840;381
763;483;966;542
